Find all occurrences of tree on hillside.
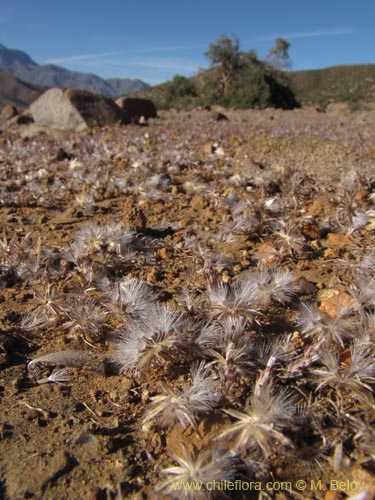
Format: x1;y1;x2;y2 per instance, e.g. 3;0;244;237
242;49;259;64
265;37;292;70
205;34;241;97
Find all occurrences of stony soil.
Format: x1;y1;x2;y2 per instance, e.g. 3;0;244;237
1;107;375;499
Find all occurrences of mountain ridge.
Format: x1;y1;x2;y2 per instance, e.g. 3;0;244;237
0;43;149;98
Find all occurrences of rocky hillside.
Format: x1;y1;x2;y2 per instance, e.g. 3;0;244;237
0;71;44;109
290;64;375;109
0;43;149;98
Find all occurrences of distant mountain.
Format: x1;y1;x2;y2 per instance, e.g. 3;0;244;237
0;43;149;98
106;78;151;97
0;71;44;109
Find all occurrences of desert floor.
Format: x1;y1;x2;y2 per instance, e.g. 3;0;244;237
1;107;375;499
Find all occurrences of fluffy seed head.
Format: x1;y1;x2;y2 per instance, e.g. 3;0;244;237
143;362;219;429
157;445;237;500
218;380;297;456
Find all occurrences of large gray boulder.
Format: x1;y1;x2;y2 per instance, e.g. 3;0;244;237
115;97;157;122
29;87;129;131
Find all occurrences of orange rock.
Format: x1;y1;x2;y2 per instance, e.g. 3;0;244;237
323;248;338;259
201;140;217;155
252;242;279;262
319;288;355;318
323;233;354;248
355;189;370;204
307;194;334;217
157;247;168;260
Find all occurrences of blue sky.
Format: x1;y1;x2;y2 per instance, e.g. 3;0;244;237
1;0;374;85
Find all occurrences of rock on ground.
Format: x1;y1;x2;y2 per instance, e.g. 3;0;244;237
115;97;157;121
29;88;129;131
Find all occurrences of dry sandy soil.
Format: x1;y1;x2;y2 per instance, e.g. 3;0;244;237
2;107;375;499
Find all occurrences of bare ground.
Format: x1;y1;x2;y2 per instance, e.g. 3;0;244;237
1;107;375;499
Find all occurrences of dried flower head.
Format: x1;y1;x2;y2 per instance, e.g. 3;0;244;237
218;380;297;456
27;349;105;377
22;282;64;331
105;277;156;325
156;445;237;499
206;339;255;385
271;220;305;258
349;278;375;322
206;279;263;324
239;268;296;306
143;362;219;429
311;341;375;404
114;306;187;375
73;222;108;256
36;366;74;385
62;297;108;343
0;232;33;272
295;302;355;348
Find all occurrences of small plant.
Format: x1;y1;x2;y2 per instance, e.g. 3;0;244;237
255;335;296;369
104;277;156;326
349;278;375;323
206;279;264;324
218;379;298;457
73;222;108;256
295;303;355;348
114;306;188;375
239;268;296;306
22;282;64;331
156;445;237;499
0;232;33;272
271;220;305;259
143;362;219;429
62;297;108;344
311;341;375;404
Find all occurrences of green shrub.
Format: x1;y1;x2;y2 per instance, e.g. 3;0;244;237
199;78;225;107
199;61;299;109
265;70;300;109
164;75;198;108
227;65;272;108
